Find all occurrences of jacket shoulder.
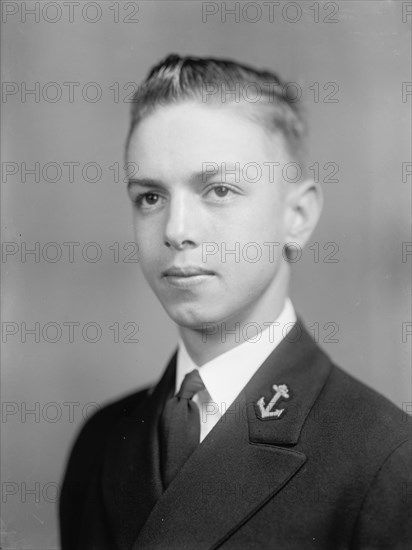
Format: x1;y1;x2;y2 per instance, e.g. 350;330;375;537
59;385;153;548
351;436;412;549
320;362;411;446
62;384;152;468
59;385;153;514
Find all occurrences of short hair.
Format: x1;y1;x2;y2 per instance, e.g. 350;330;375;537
126;54;308;169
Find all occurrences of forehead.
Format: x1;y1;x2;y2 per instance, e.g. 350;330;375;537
127;101;289;177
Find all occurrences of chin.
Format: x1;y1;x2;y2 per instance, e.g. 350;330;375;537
164;302;224;331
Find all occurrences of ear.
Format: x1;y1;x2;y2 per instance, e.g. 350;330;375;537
283;179;323;249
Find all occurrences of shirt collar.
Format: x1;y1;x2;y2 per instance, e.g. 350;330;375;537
176;298;297;410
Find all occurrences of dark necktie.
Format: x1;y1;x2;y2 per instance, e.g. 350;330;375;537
160;369;205;488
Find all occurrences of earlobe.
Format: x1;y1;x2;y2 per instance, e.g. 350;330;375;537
284;179;323;249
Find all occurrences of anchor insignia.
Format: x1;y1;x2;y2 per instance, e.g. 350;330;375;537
256;384;290;420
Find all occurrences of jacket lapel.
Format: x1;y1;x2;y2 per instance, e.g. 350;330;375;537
133;324;332;550
101;352;176;550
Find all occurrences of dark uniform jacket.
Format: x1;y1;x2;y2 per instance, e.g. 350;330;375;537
59;325;412;549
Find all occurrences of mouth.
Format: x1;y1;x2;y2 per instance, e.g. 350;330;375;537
162;266;216;288
162;266;216;278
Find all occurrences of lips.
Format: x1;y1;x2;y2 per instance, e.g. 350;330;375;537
162;266;215;277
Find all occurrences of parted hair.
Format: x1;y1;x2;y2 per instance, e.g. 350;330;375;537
126;54;308;167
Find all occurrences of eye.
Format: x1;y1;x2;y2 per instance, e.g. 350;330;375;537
132;192;163;210
206;184;238;201
212;186;230;197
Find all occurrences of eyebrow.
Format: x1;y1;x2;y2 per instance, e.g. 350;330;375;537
127;168;223;191
127;178;163;191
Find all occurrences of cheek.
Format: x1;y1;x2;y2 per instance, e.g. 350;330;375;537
222;207;284;246
224;199;286;276
220;240;284;288
133;232;158;277
236;189;284;234
133;216;162;255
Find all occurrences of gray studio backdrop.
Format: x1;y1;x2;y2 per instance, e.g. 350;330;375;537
1;1;411;547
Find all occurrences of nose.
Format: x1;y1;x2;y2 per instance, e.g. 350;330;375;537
163;192;198;250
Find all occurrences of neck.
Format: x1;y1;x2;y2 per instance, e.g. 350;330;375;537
178;271;290;366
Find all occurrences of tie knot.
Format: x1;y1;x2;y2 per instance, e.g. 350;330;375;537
176;369;205;400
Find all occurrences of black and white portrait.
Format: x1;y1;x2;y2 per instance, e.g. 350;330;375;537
2;1;411;548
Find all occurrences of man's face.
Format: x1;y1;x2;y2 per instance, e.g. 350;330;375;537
127;101;293;330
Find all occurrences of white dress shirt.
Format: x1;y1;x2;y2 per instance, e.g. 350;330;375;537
175;298;297;442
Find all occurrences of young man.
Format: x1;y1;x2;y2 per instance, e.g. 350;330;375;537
60;55;411;549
